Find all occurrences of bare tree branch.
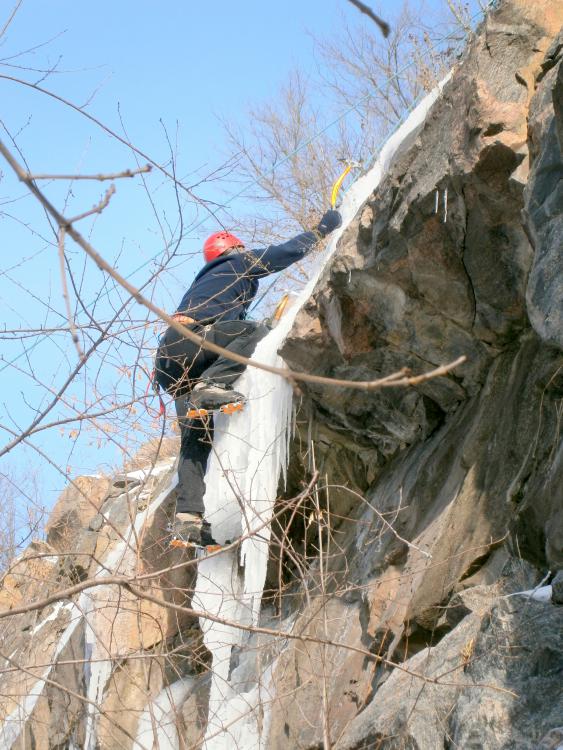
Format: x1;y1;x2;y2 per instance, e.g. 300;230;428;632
0;0;23;40
346;0;391;38
0;566;517;698
0;136;467;402
26;164;152;181
0;73;226;224
57;226;84;360
66;183;115;224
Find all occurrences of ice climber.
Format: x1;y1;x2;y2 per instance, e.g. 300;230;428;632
154;209;342;547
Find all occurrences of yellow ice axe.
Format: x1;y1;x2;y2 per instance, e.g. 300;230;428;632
269;293;290;328
330;160;361;209
273;293;290;323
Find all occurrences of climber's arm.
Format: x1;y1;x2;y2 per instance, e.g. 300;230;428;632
248;232;320;275
245;210;343;276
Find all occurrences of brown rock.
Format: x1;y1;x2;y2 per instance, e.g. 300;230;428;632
97;656;163;749
267;597;375;749
0;600;81;741
45;474;111;553
0;540;59;612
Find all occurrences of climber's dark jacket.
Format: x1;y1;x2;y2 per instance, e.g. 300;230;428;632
176;231;318;323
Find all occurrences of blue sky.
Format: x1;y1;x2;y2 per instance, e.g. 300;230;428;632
2;0;384;321
0;0;476;522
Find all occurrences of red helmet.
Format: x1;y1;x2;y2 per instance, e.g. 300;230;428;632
203;231;244;263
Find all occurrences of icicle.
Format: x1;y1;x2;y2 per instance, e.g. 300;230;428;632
434;189;439;214
443;187;448;223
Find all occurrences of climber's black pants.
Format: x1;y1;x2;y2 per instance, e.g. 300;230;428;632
154;319;269;514
175;410;214;515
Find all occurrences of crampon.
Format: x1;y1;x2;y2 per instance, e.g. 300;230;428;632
185;399;245;420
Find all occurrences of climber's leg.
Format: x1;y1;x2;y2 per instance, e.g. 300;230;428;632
154;323;214;395
157;319;268;543
198;320;269;387
175;397;214;516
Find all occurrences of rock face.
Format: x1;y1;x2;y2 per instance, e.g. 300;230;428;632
276;0;563;745
525;31;563;350
0;1;561;748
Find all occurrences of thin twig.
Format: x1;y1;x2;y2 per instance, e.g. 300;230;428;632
0;648;149;750
337;483;433;559
0;0;23;39
0;73;225;223
57;226;84;360
0;571;517;697
26;163;152;181
0;131;467;393
66;184;116;224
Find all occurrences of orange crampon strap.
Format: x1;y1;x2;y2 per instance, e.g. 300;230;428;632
186;401;244;419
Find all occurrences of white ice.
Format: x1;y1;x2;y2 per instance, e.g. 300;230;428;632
135;677;194;749
125;461;174;482
192;73;452;750
0;601;81;748
29;600;66;636
82;468;178;750
508;584;553;603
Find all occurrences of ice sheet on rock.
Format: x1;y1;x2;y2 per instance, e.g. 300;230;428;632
0;601;82;748
29;600;67;636
193;74;453;750
508;584;553;602
82;467;178;750
135;677;194;750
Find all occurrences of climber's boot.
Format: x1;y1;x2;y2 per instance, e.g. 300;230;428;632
170;512;217;549
187;381;246;418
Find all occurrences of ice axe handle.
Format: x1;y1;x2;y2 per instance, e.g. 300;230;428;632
331;165;352;209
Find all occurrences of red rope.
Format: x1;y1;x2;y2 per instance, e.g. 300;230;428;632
144;367;166;419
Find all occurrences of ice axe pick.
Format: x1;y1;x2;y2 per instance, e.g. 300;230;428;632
330;159;362;209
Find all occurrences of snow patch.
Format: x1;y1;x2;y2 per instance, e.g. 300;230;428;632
126;460;174;482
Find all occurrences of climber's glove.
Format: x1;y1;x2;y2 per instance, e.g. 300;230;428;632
316;209;342;238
